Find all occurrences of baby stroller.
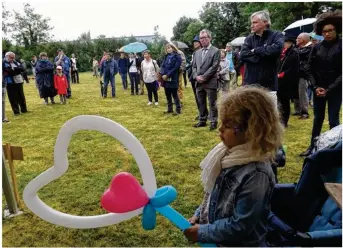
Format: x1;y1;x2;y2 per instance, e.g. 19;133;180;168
266;139;342;247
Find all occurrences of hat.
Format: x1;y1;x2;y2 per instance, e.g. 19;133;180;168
284;34;296;44
56;66;62;70
309;32;324;41
193;35;200;42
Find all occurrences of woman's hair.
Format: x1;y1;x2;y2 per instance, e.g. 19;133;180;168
314;10;342;35
219;86;283;158
39;52;47;58
143;50;151;55
220;49;226;56
165;43;179;53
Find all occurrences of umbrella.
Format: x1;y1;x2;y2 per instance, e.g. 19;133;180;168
119;42;147;53
171;41;189;49
284;18;316;37
230;37;246;46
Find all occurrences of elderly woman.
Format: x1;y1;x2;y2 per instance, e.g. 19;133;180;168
35;52;57;104
184;86;283;246
160;43;182;114
2;51;28;115
300;10;342;156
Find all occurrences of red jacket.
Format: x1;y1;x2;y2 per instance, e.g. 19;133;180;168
54;74;68;95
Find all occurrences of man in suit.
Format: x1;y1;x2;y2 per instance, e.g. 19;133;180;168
192;29;220;131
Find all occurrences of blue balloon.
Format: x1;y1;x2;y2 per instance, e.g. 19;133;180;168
142;204;156;230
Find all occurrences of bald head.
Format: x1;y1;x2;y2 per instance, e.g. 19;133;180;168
296;33;311;47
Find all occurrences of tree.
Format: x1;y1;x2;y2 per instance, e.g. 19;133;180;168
182;20;206;44
200;2;246;48
171;16;198;42
78;31;91;42
2;2;11;35
9;3;54;48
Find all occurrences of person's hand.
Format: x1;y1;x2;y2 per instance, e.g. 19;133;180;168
196;76;204;83
162;75;168;81
278;72;285;79
183;224;200;243
316;87;326;97
251;49;255;53
188;215;199;225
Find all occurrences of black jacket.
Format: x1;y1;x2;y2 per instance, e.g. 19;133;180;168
306;38;342;94
277;45;300;98
297;44;313;79
240;29;284;91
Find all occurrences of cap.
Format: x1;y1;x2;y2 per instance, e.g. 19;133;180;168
193;35;200;42
284;34;296;44
56;66;62;70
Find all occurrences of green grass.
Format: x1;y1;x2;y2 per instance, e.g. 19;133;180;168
2;72;332;247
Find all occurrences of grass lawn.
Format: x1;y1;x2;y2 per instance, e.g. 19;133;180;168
2;72;331;247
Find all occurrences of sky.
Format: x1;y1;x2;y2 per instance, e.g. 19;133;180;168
4;0;206;41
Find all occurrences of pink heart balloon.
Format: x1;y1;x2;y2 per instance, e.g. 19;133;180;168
101;172;150;213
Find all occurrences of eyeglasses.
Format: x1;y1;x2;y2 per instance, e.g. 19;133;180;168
322;28;335;35
200;36;209;40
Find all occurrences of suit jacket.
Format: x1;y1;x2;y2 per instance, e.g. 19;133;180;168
192;45;220;89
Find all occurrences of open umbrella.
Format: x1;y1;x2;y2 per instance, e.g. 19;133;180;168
230;37;246;46
171;41;189;49
284;18;316;37
119;42;148;53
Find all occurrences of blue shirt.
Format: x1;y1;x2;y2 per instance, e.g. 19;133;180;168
226;52;235;72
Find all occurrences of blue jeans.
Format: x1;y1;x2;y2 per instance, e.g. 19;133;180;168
310;90;342;145
103;75;115;97
308;88;313;103
64;73;71;98
120;72;128;89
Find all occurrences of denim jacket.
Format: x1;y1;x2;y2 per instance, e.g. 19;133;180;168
195;161;275;246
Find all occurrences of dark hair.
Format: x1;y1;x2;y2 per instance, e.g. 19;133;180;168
314;10;342;35
143;50;150;55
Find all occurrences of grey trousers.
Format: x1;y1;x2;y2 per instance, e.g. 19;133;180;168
196;87;218;125
2;87;6;121
294;78;309;115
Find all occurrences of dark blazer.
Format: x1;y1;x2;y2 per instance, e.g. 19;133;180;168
277;45;300;98
160;52;181;89
240;29;284;91
192;44;220;90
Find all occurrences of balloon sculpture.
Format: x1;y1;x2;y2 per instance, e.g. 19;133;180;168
23;115;215;247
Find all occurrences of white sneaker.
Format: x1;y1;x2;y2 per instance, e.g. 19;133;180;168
147;102;153;105
154;102;159;106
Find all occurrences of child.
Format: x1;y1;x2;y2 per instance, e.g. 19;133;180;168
184;86;284;246
54;66;68;104
217;49;230;93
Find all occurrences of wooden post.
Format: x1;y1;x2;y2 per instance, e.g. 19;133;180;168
2;150;19;214
4;143;23;208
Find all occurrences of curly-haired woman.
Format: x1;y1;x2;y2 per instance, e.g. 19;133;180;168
300;10;342;156
184;86;284;246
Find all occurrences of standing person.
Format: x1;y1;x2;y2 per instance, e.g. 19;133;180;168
70;53;80;84
100;53;118;98
118;53;129;89
2;75;9;122
225;43;238;89
35;52;57;105
99;51;107;68
177;48;186;105
20;59;30;83
136;53;145;95
184;87;283;246
240;10;284;91
31;55;37;84
54;66;68;104
160;43;182;115
128;53;139;95
300;10;342;156
218;49;230;93
141;50;159;106
188;35;205;120
54;49;72;98
294;33;312;119
2;51;28;115
277;35;300;127
92;57;99;78
192;29;220;131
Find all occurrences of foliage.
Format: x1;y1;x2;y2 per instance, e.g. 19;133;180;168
171;16;198;43
2;2;11;35
8;3;54;48
182;20;206;45
2;72;332;246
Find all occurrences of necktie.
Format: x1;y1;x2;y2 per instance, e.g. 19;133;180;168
202;48;208;62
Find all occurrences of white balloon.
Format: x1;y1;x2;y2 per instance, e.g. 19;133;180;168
23;115;157;229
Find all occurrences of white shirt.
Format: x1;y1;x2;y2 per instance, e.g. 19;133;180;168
141;59;158;83
129;58;138;73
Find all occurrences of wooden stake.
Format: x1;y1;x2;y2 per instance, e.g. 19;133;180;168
5;143;23;209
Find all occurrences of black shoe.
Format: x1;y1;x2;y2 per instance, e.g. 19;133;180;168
193;122;206;128
300;146;313;157
292;112;300;116
209;124;217;131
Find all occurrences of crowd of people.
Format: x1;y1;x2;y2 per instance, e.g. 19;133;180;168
1;8;342;247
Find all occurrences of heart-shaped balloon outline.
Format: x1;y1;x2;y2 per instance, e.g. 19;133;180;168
23;115;157;229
